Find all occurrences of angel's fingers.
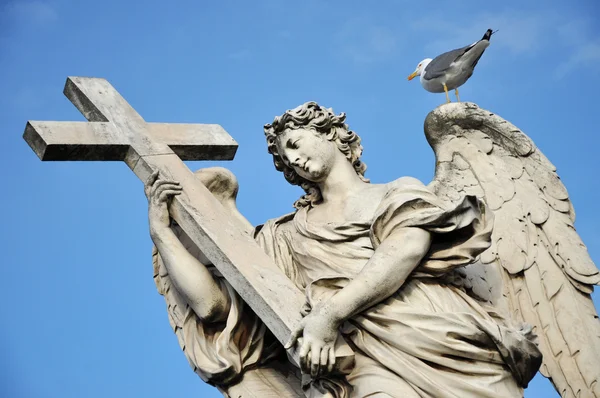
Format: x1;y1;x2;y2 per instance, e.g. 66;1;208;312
154;183;182;195
299;335;311;356
310;346;322;378
153;183;182;200
327;345;336;374
157;189;182;203
319;347;329;376
301;348;311;374
144;171;160;196
285;325;303;349
151;179;181;193
150;179;181;197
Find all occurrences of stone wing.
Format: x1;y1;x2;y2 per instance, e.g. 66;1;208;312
425;102;600;397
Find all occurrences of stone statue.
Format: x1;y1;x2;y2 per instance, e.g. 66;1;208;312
23;78;600;397
147;101;600;397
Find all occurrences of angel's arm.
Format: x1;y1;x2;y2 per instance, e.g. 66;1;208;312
147;171;230;323
151;225;230;323
324;226;431;322
288;226;432;376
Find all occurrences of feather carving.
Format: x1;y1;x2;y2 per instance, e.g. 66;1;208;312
425;102;600;397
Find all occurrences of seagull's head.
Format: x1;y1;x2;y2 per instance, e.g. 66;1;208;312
408;58;432;81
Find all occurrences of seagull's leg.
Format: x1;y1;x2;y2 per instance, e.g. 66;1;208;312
443;83;451;103
455;88;461;102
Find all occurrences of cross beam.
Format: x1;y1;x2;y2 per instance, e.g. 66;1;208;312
25;121;237;161
23;77;353;370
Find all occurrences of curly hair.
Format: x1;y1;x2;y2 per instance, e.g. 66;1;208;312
264;101;368;208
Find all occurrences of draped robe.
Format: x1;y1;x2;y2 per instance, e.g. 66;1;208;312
156;177;542;397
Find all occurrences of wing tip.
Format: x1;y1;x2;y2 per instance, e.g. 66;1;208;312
482;29;497;41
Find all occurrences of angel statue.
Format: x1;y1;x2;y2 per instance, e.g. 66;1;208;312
148;101;600;398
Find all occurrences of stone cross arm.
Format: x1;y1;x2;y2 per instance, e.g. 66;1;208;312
25;120;237;162
24;79;237;163
22;77;353;370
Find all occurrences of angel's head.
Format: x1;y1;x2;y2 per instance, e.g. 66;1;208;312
264;102;368;208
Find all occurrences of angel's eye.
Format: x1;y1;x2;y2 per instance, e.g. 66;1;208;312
287;138;300;149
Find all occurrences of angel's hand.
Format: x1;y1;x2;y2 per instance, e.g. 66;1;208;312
285;308;340;378
144;171;182;234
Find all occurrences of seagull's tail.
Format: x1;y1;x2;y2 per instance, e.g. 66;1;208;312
482;29;498;41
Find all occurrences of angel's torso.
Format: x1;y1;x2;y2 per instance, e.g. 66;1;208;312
304;177;422;225
305;183;387;225
277;177;426;287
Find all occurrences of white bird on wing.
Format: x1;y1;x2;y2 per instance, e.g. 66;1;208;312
408;29;496;103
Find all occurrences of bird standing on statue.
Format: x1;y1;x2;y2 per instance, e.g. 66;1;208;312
408;29;496;103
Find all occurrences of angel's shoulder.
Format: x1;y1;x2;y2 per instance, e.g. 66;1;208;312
385;176;426;191
253;211;296;238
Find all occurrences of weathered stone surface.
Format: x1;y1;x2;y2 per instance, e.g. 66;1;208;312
24;78;600;397
426;102;600;398
24;120;237;161
22;77;353;374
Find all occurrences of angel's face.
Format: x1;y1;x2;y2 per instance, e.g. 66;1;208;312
276;128;338;183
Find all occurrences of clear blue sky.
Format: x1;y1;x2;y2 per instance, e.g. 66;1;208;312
1;1;599;397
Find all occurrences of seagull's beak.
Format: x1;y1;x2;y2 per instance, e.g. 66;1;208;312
407;71;418;81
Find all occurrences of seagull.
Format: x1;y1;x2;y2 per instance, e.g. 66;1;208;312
408;29;496;103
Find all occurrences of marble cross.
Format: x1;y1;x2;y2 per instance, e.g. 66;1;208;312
23;77;352;369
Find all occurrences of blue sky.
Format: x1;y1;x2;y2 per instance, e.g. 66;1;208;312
1;0;599;397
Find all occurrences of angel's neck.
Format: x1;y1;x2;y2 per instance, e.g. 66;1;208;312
318;162;366;204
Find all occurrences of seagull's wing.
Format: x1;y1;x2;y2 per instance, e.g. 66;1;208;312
424;42;479;80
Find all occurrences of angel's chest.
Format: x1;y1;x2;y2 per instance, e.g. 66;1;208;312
309;199;379;224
